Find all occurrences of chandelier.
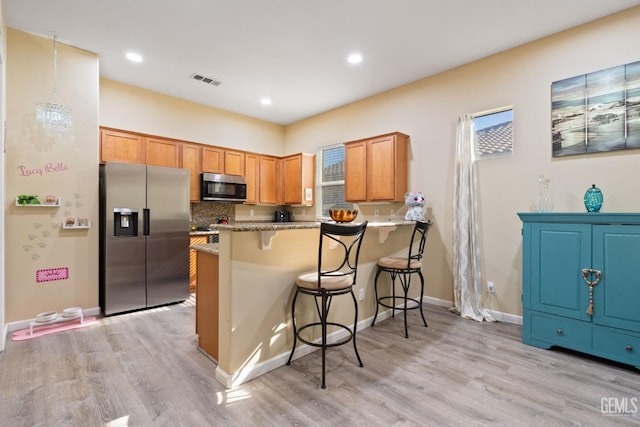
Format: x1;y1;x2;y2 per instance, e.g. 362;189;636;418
36;34;73;133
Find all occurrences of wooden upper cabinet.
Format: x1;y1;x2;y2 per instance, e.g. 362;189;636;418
244;153;259;204
202;146;244;176
146;137;181;168
100;128;145;164
224;150;245;176
344;141;367;202
202;146;224;173
282;153;314;206
344;132;408;202
259;155;280;205
181;143;202;202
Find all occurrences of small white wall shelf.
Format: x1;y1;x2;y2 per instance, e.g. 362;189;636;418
15;196;60;207
62;219;91;229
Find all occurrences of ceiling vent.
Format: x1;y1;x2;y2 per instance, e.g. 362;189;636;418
189;73;221;86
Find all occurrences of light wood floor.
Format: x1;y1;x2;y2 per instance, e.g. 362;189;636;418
1;298;639;426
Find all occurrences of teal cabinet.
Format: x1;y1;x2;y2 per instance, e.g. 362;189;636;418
519;213;640;367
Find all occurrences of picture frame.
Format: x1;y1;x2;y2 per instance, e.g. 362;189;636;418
551;60;640;157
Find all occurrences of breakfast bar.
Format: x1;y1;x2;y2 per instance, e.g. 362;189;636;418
191;220;416;388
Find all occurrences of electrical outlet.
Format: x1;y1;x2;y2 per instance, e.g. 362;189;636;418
358;288;365;300
487;281;496;293
249;209;254;216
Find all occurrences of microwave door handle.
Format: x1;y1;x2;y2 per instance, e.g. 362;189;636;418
143;208;150;236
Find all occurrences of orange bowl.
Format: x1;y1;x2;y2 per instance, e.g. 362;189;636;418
330;208;358;223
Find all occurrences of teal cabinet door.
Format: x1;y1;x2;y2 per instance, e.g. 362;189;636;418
592;225;640;331
529;223;592;321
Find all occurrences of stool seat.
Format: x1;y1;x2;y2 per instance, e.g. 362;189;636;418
296;272;354;291
377;256;422;270
371;220;432;338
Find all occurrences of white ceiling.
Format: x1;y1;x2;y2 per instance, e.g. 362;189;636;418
5;1;640;125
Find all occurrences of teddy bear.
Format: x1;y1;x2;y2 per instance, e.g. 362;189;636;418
404;192;426;221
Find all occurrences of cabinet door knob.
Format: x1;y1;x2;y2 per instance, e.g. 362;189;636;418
556;329;563;335
626;345;633;352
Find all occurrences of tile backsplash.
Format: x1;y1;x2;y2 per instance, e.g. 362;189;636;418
191;202;235;228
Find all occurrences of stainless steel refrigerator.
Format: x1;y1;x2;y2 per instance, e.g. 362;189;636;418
99;162;190;315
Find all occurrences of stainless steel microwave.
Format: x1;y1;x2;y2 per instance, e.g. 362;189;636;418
201;173;247;202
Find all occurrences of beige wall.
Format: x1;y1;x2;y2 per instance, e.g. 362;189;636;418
284;7;640;317
5;6;640;323
100;79;284;156
5;29;99;321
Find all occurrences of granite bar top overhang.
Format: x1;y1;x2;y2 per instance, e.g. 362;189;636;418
208;220;415;232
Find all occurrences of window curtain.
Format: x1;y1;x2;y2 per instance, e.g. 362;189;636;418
450;114;494;322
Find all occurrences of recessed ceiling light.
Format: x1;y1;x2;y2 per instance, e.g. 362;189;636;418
347;53;362;64
126;52;143;63
261;97;272;106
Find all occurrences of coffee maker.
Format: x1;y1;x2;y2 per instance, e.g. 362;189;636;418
274;210;291;222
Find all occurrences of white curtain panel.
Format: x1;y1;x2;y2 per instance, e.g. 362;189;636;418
450;114;494;322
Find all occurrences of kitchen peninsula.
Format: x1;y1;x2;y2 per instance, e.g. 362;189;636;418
191;220;416;388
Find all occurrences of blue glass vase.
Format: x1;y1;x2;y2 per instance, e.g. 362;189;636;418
584;184;603;212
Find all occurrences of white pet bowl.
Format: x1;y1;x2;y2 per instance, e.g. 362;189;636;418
62;307;82;318
35;311;58;322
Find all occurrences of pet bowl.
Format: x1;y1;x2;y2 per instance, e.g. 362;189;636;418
62;307;82;318
35;311;58;323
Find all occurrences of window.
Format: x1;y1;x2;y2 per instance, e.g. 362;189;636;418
316;144;345;218
473;106;514;159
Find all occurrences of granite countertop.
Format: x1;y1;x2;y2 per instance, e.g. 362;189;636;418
190;243;219;255
190;230;220;236
191;219;419;252
207;219;415;232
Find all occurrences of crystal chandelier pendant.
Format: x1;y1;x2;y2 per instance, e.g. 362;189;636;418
36;34;73;135
36;102;73;131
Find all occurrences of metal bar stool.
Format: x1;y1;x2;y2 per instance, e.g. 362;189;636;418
371;220;432;338
286;221;368;388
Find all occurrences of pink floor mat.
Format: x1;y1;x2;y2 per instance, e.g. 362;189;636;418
11;317;98;341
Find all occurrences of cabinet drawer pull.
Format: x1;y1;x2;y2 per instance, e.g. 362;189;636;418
626;345;633;352
556;329;563;335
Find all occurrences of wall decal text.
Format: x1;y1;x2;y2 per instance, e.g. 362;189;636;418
18;162;70;177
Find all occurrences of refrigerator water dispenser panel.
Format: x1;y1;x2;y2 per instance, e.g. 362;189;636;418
113;208;138;237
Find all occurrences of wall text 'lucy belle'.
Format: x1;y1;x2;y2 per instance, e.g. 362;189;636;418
19;162;70;177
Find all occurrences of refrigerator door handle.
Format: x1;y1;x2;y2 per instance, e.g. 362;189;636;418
143;208;150;236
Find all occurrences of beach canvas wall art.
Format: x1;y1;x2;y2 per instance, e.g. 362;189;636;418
551;60;640;157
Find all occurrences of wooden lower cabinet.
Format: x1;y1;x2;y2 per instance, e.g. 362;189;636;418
196;250;219;361
189;236;208;292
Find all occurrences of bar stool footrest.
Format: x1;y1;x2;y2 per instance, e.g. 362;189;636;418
296;322;354;348
376;296;423;311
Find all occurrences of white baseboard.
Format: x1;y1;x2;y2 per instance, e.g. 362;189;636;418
1;323;7;353
423;295;523;325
